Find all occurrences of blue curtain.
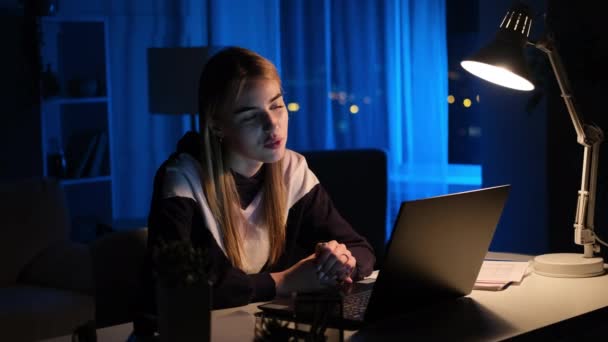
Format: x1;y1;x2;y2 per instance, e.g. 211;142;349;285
281;0;448;174
280;0;449;229
385;0;452;203
281;0;389;153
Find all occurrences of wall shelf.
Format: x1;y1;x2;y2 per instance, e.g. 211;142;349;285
60;175;111;186
46;97;108;105
40;17;114;243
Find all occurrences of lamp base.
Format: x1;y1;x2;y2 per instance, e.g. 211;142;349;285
533;253;605;278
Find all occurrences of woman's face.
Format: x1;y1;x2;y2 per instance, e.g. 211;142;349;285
219;79;288;176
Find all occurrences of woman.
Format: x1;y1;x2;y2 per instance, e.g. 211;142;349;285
147;46;375;309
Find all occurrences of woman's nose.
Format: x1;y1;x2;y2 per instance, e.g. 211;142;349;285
262;111;280;131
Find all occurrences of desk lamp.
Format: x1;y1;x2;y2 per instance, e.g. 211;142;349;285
460;3;606;277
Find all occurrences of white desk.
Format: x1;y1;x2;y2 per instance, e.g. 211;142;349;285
43;252;608;341
42;305;262;342
351;252;608;340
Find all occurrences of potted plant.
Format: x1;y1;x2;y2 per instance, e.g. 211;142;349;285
153;239;212;342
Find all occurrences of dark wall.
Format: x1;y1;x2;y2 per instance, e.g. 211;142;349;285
476;0;608;256
0;0;20;9
478;0;548;255
479;0;608;255
0;8;43;181
546;1;608;257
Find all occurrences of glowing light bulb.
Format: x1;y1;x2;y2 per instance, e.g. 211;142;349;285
287;102;300;112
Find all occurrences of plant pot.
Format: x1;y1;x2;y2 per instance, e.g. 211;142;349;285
156;281;212;342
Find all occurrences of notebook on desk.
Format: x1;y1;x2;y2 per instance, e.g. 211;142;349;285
258;184;511;329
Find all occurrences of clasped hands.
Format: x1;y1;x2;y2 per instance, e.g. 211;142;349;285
314;240;356;285
272;240;357;296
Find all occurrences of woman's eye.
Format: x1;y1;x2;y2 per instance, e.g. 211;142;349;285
272;104;284;110
242;114;257;122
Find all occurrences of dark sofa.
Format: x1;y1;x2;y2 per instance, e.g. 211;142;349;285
0;179;95;341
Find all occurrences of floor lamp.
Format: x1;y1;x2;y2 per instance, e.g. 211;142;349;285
147;46;223;131
460;2;606;277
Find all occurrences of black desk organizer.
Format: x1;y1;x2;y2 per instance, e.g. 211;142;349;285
255;290;345;342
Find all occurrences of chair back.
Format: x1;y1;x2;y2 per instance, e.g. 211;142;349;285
300;149;387;268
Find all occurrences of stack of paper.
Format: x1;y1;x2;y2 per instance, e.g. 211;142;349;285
474;260;530;291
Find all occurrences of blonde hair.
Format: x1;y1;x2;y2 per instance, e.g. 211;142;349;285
197;47;287;269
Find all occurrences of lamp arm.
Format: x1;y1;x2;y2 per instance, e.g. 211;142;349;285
531;38;593;145
574;143;601;256
530;38;604;256
583;141;602;255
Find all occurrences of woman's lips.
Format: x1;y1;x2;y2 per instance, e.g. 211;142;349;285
264;139;282;149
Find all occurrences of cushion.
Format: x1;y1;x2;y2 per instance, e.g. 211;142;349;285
0;285;94;341
19;240;94;295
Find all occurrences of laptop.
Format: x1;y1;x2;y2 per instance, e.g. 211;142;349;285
258;184;511;329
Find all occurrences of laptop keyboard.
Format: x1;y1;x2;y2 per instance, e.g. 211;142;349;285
342;289;372;320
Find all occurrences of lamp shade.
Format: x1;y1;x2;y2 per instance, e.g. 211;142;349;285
147;46;224;114
461;3;534;91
